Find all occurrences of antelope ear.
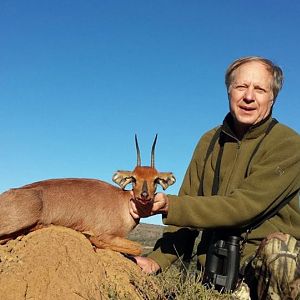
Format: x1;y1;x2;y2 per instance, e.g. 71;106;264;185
112;171;134;189
156;172;176;190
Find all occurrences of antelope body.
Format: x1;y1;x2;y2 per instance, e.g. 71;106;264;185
0;136;175;255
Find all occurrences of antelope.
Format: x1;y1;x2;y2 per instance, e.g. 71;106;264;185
0;135;175;255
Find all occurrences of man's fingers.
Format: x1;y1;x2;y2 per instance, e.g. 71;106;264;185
129;200;140;219
130;207;140;219
134;256;161;274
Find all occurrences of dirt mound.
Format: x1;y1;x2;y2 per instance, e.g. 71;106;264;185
0;226;156;300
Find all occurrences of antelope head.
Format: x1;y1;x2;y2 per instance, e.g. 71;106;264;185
112;135;176;205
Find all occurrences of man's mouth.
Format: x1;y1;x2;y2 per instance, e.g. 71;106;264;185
240;106;256;112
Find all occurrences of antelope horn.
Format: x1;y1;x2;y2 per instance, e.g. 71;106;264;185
151;134;158;168
135;134;141;166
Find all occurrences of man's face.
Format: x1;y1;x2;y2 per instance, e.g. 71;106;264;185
228;61;274;129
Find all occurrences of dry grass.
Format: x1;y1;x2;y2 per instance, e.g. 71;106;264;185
99;264;232;300
146;267;231;300
119;223;233;299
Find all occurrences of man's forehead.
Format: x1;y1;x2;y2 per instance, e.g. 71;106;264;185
235;61;271;75
233;63;272;82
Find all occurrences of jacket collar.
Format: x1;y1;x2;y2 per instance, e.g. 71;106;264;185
221;113;274;141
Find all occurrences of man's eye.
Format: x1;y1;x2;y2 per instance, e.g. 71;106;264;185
235;85;247;90
255;87;266;93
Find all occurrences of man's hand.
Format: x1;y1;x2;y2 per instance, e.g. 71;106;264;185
152;192;169;214
134;256;161;274
129;192;169;219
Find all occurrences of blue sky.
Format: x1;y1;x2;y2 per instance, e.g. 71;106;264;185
1;1;299;225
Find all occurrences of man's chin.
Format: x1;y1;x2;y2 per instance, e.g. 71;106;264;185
234;115;258;127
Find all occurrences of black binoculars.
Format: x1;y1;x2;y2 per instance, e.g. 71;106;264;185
203;235;241;292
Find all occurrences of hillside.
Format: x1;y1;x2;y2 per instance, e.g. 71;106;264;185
128;222;165;254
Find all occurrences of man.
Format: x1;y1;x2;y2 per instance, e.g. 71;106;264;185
130;56;300;299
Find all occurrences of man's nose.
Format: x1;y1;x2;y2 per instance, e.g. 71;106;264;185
244;87;255;101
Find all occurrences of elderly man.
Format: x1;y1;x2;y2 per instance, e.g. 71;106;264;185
130;56;300;299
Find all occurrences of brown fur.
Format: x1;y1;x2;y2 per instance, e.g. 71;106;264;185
0;167;175;256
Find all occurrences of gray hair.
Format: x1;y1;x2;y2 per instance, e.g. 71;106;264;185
225;56;284;100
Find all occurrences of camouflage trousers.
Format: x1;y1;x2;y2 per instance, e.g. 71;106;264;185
243;232;300;300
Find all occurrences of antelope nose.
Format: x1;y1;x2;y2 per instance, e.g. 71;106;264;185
141;191;149;199
141;180;149;199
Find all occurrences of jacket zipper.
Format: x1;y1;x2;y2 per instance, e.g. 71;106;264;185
224;141;241;195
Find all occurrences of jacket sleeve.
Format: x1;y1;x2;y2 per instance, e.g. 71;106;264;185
164;129;300;231
147;130;216;269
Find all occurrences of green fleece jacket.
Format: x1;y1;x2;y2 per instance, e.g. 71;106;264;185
148;114;300;269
